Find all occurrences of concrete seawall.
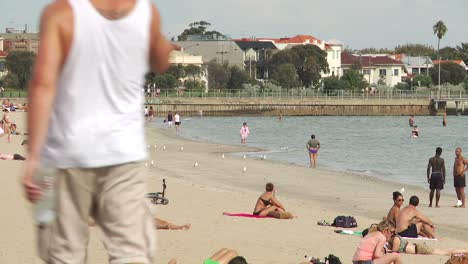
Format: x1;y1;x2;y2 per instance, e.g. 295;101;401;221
148;98;438;116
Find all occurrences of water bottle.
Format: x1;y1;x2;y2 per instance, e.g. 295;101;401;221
34;167;57;225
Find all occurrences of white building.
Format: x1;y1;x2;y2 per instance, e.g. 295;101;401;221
341;53;407;87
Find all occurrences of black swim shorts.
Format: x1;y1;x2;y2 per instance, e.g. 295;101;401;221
454;174;466;188
429;172;444;190
13;154;26;161
398;224;418;238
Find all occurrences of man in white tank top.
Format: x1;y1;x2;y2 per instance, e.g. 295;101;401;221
22;0;172;263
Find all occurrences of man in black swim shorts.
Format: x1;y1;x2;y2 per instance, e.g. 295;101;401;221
427;147;446;207
396;196;436;238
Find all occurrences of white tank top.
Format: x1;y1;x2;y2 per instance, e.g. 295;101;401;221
42;0;151;168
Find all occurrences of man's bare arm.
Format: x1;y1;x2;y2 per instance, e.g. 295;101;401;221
22;2;69;203
414;210;433;227
427;160;431;180
149;5;172;73
27;3;67;161
442;160;446;183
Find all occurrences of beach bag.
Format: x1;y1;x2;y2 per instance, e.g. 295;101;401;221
445;254;468;264
325;254;342;264
332;216;358;228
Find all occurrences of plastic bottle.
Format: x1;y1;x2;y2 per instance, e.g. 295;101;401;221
34;167;57;225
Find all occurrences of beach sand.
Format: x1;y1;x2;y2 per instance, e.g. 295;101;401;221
1;112;467;264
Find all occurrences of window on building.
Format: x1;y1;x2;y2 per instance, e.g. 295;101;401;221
343;69;349;74
379;69;387;76
363;69;371;75
412;68;419;75
393;69;399;76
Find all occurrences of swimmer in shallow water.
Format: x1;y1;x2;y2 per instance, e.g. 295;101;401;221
411;126;419;138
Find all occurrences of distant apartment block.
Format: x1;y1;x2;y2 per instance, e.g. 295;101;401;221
0;33;40;54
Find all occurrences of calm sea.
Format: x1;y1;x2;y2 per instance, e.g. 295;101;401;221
151;115;468;191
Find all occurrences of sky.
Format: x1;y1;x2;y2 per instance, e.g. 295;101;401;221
0;0;467;49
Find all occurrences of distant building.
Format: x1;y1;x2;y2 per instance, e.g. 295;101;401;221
169;49;203;66
233;40;277;79
0;33;40;54
393;54;433;75
341;53;407;87
234;35;344;78
433;59;468;71
172;40;244;68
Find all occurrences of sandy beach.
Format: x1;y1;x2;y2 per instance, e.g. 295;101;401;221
1;112;467;264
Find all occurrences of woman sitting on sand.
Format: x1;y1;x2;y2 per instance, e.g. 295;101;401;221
352;220;402;264
386;191;404;225
253;182;293;219
389;234;468;256
203;248;247;264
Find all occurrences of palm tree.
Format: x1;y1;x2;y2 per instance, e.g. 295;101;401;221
433;20;447;95
433;20;448;59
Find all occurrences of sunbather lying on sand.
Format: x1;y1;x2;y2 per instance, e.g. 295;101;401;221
169;248;247;264
253;182;294;219
389;234;468;256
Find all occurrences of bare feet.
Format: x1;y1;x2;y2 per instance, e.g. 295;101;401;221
435;205;440;208
429;204;432;207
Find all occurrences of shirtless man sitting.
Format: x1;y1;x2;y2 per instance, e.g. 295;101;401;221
396;195;436;238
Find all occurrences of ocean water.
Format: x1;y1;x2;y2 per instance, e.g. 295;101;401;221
152;115;468;191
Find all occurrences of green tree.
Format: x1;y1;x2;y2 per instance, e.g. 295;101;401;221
413;74;432;87
438;47;458;60
456;43;468;64
184;64;201;81
5;51;36;89
152;74;178;89
429;62;466;85
166;64;185;79
207;61;230;90
358;47;393;54
340;70;368;91
184;79;204;91
394;44;435;56
270;63;300;89
433;20;448;60
227;65;249;91
269;44;329;88
177;21;224;41
464;75;468;92
323;76;345;91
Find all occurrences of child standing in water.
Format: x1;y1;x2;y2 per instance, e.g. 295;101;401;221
240;122;250;144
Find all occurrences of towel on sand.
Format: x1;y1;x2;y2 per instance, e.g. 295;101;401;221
222;212;272;218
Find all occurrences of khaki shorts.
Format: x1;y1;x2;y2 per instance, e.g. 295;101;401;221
36;162;155;264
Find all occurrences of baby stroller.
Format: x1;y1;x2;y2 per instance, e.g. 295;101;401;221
146;179;169;205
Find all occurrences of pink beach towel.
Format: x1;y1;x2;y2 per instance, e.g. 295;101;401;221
222;212;273;218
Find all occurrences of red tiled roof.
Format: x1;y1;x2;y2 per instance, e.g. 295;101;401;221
0;50;8;57
433;60;464;65
235;35;323;45
276;35;322;44
341;52;404;67
393;54;405;61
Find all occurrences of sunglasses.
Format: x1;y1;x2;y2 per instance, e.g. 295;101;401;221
397;199;404;202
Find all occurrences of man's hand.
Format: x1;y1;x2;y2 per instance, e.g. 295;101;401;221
427;177;430;184
21;159;42;203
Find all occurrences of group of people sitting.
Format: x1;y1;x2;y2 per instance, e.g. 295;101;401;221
352;192;468;263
